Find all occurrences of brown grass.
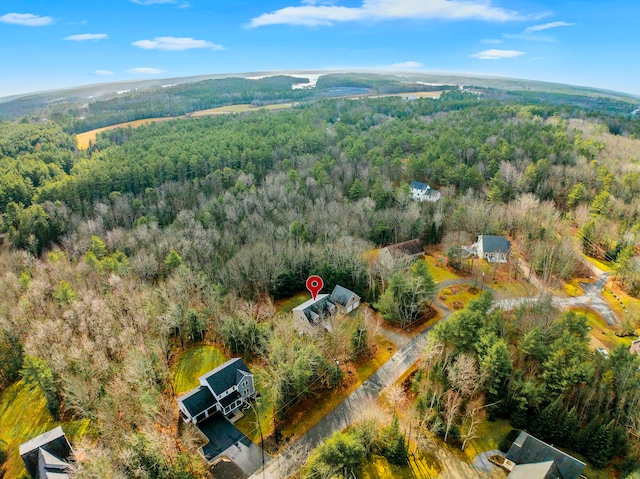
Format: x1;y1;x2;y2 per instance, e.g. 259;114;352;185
75;117;173;149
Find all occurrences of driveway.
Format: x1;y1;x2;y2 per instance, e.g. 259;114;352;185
198;415;268;478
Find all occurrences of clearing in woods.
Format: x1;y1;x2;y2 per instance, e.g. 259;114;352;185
75;103;295;149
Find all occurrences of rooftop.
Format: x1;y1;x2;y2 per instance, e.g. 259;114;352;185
479;235;511;254
178;385;215;417
506;431;585;479
201;358;251;396
382;238;424;257
330;285;359;307
410;181;429;191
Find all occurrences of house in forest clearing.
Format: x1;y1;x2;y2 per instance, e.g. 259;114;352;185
471;235;511;263
177;358;256;424
410;181;441;202
293;284;360;335
378;238;424;264
630;338;640;355
19;426;74;479
505;431;585;479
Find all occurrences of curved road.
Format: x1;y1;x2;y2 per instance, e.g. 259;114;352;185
248;268;618;479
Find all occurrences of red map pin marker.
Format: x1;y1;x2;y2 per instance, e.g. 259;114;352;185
306;275;324;301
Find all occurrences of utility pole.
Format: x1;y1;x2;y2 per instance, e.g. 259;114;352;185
244;398;265;479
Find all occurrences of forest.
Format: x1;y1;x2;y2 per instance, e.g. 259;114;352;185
1;82;640;478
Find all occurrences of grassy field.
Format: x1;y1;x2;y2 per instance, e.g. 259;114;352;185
581;253;616;273
360;453;442;479
425;255;463;283
188;102;293;117
569;307;635;352
275;292;309;314
75;117;173;149
438;284;479;310
76;103;295;149
171;345;227;395
463;418;513;462
602;280;640;322
0;380;91;479
235;367;275;444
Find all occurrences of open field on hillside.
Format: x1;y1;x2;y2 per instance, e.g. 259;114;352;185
75;103;296;149
188;102;294;117
75;117;174;149
367;91;443;99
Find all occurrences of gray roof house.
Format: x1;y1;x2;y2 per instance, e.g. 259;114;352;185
473;235;511;263
177;358;256;424
293;284;360;335
505;431;585;479
410;181;441;203
19;426;73;479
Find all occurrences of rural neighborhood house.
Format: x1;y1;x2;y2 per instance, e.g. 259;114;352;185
505;431;586;479
19;426;74;479
471;235;511;263
410;180;441;202
293;284;361;335
378;238;424;264
177;358;256;424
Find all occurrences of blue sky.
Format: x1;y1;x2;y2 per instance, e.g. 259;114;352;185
0;0;639;98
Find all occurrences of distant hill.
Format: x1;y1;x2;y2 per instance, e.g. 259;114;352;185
0;70;638;133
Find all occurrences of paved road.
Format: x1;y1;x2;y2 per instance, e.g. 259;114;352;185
248;269;618;479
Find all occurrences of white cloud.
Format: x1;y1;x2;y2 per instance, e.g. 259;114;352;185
65;33;109;41
470;49;524;60
250;0;524;27
131;0;177;4
0;13;53;26
524;21;574;33
385;60;422;70
127;67;167;75
94;69;114;76
482;38;502;44
132;36;224;51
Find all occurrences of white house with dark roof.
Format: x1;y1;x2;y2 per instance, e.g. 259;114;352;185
471;235;511;263
293;284;360;335
177;358;256;424
410;181;441;203
19;426;73;479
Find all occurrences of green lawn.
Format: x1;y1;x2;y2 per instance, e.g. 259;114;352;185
581;253;616;273
171;345;226;395
463;418;513;462
234;367;275;444
275;292;310;314
425;256;463;283
0;380;91;479
360;453;442;479
571;307;634;352
439;284;478;310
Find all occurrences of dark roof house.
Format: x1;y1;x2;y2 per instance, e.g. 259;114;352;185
19;426;73;479
506;431;585;479
474;235;511;263
177;358;256;424
293;284;361;334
